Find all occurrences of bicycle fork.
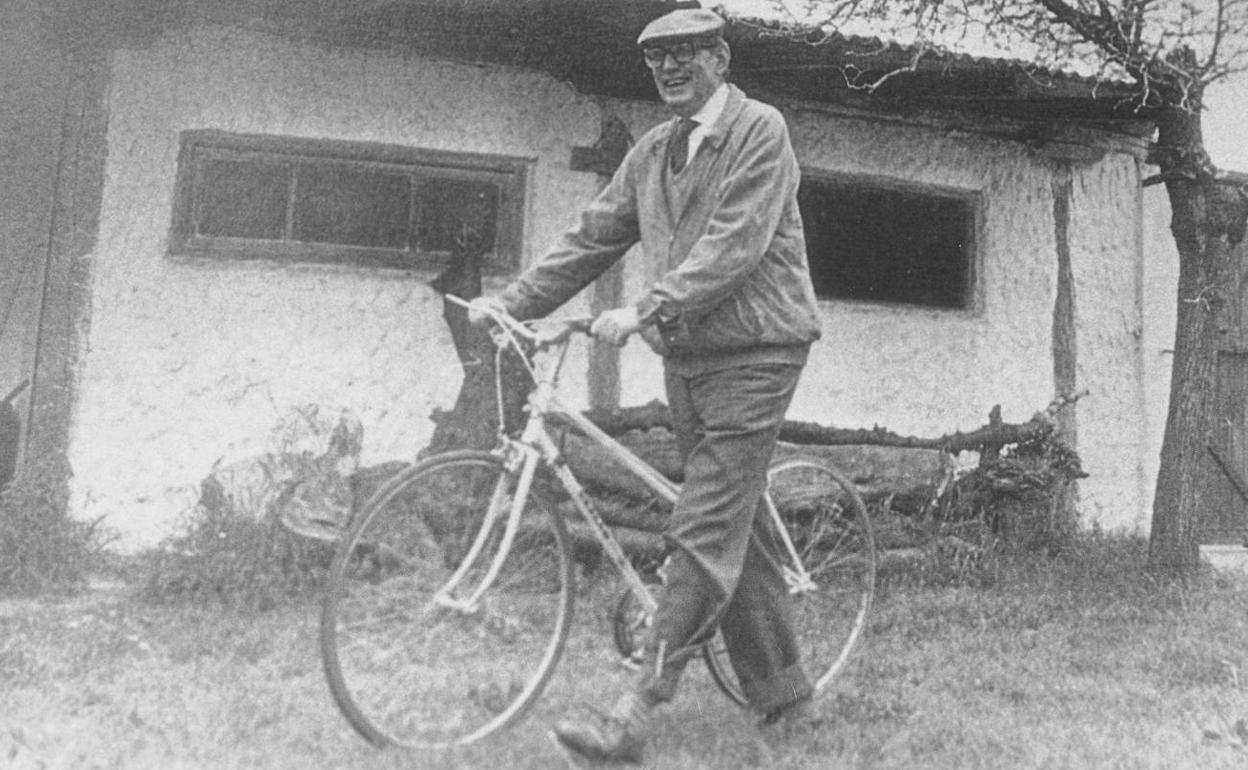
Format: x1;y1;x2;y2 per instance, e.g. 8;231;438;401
430;440;542;616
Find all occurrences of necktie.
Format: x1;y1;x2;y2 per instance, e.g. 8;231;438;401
668;118;698;174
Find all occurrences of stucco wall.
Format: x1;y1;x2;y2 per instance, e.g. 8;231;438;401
74;24;1156;548
1140;182;1182;525
1068;156;1153;532
75;25;605;547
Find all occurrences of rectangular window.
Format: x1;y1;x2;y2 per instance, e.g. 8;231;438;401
799;176;977;310
170;131;528;273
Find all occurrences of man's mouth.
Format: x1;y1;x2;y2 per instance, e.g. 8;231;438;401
660;76;691;90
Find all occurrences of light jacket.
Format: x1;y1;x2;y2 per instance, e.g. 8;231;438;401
499;84;821;373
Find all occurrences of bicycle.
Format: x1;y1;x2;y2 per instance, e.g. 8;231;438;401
319;298;877;749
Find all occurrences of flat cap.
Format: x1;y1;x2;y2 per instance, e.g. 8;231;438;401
636;8;726;46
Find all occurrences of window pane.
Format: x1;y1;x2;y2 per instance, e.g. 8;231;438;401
171;132;526;270
415;179;500;255
800;181;971;309
292;163;411;249
196;157;290;240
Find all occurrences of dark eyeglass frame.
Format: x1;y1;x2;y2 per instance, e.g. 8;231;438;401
642;39;717;68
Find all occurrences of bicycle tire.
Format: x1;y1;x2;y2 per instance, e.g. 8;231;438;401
320;450;574;748
703;457;877;707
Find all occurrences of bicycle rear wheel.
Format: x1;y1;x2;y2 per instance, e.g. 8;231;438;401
320;450;574;749
704;457;876;706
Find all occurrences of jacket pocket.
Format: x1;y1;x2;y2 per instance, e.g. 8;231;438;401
670;295;764;354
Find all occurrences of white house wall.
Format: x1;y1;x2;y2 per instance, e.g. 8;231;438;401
1140;182;1182;526
75;25;604;548
1068;156;1154;532
777;112;1148;534
74;24;1155;548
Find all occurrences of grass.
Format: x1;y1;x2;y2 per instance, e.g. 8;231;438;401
138;503;336;612
1;534;1246;769
0;462;106;595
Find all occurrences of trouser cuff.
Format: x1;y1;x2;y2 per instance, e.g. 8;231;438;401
741;663;814;713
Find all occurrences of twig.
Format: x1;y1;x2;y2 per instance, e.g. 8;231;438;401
3;379;29;405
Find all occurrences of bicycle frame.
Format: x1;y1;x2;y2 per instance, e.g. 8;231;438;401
319;302;879;750
438;298;816;623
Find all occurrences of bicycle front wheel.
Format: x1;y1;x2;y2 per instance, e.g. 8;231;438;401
705;457;877;706
320;450;574;749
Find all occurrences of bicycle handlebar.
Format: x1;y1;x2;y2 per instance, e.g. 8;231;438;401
443;294;593;351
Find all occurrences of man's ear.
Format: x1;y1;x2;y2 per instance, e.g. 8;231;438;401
714;41;731;76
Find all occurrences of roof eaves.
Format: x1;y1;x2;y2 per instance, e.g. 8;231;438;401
723;10;1134;89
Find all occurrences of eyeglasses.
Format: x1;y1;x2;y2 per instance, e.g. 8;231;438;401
642;40;714;68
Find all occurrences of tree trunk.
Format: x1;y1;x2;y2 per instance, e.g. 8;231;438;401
1148;104;1248;576
425;226;532;455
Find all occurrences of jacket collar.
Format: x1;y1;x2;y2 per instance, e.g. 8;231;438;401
695;83;744;151
658;83;746;152
687;83;729;129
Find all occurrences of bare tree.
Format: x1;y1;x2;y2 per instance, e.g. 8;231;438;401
738;0;1248;575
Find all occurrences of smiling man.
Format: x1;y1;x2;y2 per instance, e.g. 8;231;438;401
470;5;822;764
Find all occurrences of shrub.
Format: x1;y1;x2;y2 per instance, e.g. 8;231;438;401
936;432;1087;556
139;501;335;611
138;405;364;611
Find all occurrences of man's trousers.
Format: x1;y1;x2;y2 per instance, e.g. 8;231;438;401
636;361;813;713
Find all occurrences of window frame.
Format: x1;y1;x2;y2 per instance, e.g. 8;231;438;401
798;170;982;313
169;130;530;273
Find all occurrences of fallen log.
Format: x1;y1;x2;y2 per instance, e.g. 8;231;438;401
559;516;667;565
555;493;669;534
554;426;682;499
555;514;942;575
551;425;945;531
573;391;1086;456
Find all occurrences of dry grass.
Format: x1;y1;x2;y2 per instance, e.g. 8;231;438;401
2;534;1247;769
0;463;106;595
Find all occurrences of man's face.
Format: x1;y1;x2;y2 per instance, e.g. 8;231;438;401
648;40;728;118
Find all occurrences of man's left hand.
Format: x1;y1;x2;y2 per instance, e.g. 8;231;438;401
591;306;643;347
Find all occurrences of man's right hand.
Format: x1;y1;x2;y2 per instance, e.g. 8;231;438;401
590;306;643;347
466;296;509;328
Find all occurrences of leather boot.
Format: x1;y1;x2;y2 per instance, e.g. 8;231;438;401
760;695;816;728
551;691;653;764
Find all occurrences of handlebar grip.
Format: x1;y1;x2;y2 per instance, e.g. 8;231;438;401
444;294;594;348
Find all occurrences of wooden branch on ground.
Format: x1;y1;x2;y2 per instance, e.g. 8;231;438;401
573;390;1087;455
554;493;669;534
565;520;667;562
554;513;959;574
554;427;682;498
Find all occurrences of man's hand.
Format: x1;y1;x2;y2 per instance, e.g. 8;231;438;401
591;306;643;347
639;325;670;356
466;296;509;329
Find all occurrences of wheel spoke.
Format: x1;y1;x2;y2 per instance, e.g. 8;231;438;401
704;458;876;705
320;452;574;748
